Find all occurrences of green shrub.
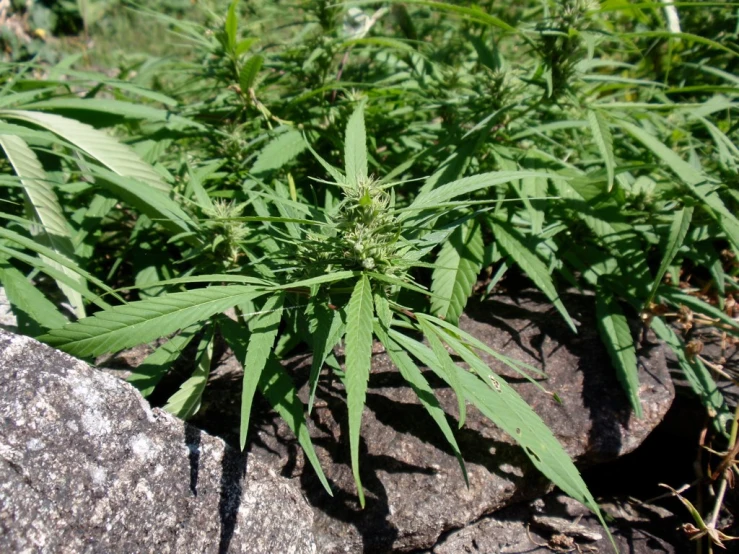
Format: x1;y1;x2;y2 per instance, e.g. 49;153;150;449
1;0;738;548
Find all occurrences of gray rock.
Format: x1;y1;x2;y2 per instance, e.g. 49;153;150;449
192;292;675;552
0;330;317;554
431;493;685;554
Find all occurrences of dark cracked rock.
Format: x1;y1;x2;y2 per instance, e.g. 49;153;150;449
190;291;675;553
429;492;689;554
0;330;317;554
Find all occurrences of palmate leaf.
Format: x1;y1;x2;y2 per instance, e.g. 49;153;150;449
239;293;285;450
596;291;642;417
163;326;214;419
431;219;484;325
0;134;86;317
645;206;693;307
344;102;368;188
374;322;468;485
219;317;332;496
490;220;577;333
587;109;615;191
40;285;265;358
251;129;307;176
0;110;171;194
389;326;614;550
344;274;374;507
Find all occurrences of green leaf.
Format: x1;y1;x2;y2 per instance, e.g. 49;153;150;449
651;318;730;433
90;166;195;235
0;110;171;194
619;120;739;252
40;285;264;357
659;288;739;337
587;109;615;191
306;300;346;414
344;102;368;188
596;291;642;417
403;171;553;218
0;262;68;334
645;206;693;307
0;134;86;317
239;55;264;91
344;274;374;507
431;219;483;325
374;323;468;484
0;227;120;307
127;329;198;397
416;315;467;428
491;220;577;333
220;318;332;496
251;130;307;176
454;357;612;545
239;293;285;450
388;325;609;540
225;0;239;51
163;326;214;419
19;99;201;129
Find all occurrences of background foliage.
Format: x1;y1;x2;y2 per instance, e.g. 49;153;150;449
1;0;738;548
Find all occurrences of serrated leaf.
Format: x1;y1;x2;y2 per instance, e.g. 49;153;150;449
646;206;693;307
239;293;285;450
431;219;483;324
374;323;467;484
659;288;739;337
306;140;346;185
220;317;332;496
20;98;201;130
596;292;642;417
0;227;120;307
619;120;739;253
0;262;68;334
240;55;264;92
127;328;198;397
40;285;264;357
390;328;613;549
235;37;258;57
251;130;307;176
0;134;86;317
417;315;467;427
225;0;239;51
344;274;374;507
373;289;392;330
587;109;615;191
163;326;214;419
0;110;171;194
651;318;731;433
491;220;577;333
403;171;553;219
344;102;368;188
306;299;346;413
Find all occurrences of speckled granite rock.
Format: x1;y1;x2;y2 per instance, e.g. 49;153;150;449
191;291;675;553
0;330;316;554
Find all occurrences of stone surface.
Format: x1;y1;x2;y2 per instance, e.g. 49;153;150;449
0;330;317;554
191;291;675;553
430;493;688;554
